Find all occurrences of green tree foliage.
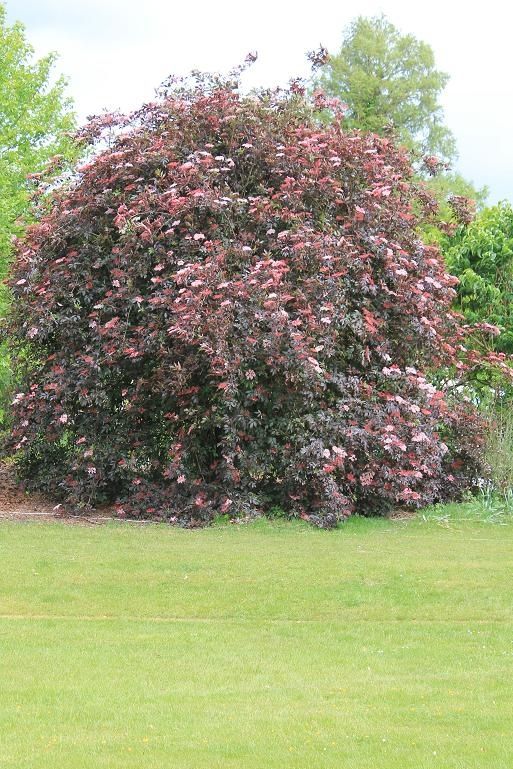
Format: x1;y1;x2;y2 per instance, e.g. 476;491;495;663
316;15;487;237
0;2;75;425
0;2;75;283
444;202;513;355
317;15;456;162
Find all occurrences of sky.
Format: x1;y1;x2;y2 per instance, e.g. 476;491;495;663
6;0;513;204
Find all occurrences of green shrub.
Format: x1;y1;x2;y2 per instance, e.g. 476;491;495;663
444;202;513;354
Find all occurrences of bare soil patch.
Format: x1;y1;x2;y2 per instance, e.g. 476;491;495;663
0;462;118;525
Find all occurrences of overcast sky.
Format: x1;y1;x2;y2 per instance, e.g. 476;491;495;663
6;0;513;204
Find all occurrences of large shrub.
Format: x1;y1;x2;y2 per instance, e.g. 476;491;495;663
7;66;495;525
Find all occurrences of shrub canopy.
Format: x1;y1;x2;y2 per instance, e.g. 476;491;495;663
8;68;494;525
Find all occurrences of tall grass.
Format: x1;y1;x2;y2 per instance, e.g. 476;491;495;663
483;400;513;498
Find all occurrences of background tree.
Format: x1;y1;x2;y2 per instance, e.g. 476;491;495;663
0;2;75;281
0;2;75;422
316;15;487;234
317;15;456;162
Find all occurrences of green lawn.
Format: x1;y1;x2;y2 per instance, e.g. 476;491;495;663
1;505;513;768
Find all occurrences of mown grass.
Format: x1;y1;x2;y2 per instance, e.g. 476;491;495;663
1;505;513;768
